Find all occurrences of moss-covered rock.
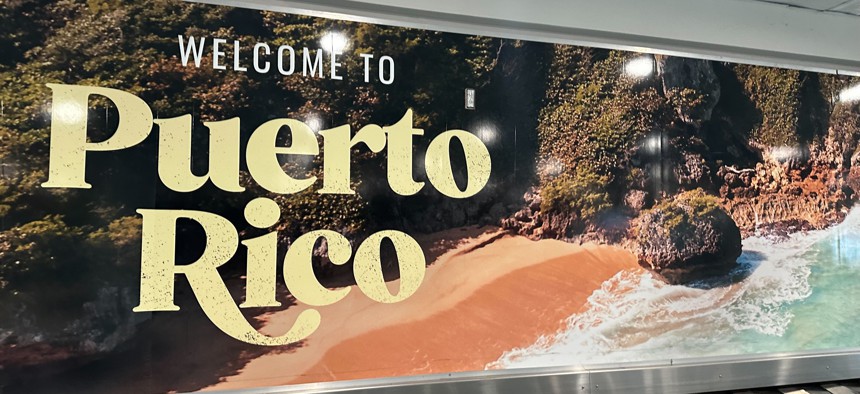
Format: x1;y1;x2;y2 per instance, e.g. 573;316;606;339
635;189;741;285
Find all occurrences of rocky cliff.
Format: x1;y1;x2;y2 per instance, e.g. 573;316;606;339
719;162;852;237
507;45;860;286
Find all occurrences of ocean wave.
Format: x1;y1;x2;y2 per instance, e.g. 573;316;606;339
489;209;860;369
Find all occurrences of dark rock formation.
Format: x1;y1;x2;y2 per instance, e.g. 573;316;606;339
502;187;546;238
502;187;628;243
635;190;741;285
624;189;648;213
717;154;853;237
1;286;144;367
816;105;860;171
673;149;713;191
656;56;721;126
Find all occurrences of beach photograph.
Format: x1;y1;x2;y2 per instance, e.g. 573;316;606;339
2;0;860;392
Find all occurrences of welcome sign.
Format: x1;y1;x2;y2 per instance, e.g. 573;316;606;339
45;82;489;345
2;0;860;392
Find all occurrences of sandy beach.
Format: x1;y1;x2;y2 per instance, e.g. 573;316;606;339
205;226;640;391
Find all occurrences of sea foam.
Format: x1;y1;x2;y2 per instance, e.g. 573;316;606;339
489;209;860;369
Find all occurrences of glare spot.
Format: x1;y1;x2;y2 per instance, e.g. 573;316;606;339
475;123;499;145
52;101;86;124
642;131;666;156
624;56;655;79
839;84;860;103
768;146;807;163
320;31;349;53
305;115;324;132
539;158;565;178
647;135;660;152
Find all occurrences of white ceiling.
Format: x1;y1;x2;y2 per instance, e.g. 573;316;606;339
202;0;860;74
751;0;860;16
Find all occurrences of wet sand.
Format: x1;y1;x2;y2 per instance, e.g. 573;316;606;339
205;227;639;391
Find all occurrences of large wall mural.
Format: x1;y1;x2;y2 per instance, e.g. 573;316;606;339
1;0;860;392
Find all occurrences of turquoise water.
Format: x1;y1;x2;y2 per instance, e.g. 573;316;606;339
492;209;860;369
735;223;860;353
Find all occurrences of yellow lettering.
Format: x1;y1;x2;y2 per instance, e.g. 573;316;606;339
42;84;153;189
246;118;318;194
318;124;386;194
354;230;426;303
155;115;244;193
283;230;352;306
240;197;282;308
425;130;491;198
134;208;318;346
384;109;425;196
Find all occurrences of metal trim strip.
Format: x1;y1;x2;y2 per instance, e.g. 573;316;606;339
212;349;860;393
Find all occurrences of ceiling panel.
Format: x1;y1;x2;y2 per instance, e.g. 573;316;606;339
831;0;860;14
751;0;860;15
201;0;860;74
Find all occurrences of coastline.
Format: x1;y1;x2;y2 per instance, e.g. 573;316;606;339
205;226;639;390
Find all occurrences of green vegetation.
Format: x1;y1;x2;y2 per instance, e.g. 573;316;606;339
534;47;674;226
269;173;368;236
265;13;497;132
733;64;802;147
642;188;722;235
0;215;141;328
540;169;612;221
676;188;722;217
537;47;670;181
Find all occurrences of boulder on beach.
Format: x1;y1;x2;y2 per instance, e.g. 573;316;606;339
635;189;742;285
